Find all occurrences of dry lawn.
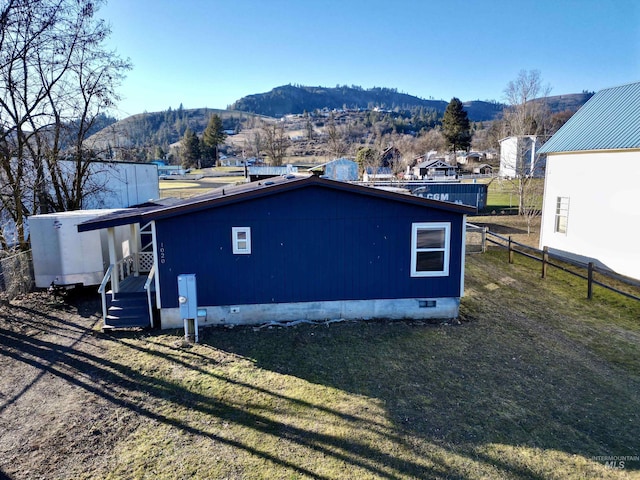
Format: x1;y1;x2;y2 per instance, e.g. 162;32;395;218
0;218;638;479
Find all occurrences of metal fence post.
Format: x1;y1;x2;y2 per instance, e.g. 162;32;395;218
587;262;594;300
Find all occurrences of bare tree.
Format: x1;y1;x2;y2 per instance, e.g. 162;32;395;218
501;70;551;231
0;0;130;248
503;69;552;137
262;121;290;166
520;174;544;235
389;133;419;175
326;113;348;159
244;130;263;160
415;128;446;156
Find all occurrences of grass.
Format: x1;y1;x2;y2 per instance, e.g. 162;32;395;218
60;250;639;479
483;178;545;215
159;175;246;199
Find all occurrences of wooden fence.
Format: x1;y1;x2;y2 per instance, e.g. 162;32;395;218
466;224;640;302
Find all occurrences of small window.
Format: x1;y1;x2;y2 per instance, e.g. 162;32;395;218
411;222;450;277
554;197;569;234
232;227;251;254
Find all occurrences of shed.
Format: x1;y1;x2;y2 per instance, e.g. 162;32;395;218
538;81;640;280
78;175;475;330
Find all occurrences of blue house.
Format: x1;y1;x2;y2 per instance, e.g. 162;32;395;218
78;175;474;330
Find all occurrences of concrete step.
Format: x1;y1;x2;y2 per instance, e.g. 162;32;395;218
104;315;151;330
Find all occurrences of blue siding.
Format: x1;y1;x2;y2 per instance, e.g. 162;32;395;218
156;185;464;308
408;183;487;209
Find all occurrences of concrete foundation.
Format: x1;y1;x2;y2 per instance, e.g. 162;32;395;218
159;297;460;329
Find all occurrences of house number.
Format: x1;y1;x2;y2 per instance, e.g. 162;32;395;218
159;242;166;264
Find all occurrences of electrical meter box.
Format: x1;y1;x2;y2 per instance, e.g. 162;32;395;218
177;274;198;319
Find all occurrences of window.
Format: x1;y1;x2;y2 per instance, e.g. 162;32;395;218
554;197;569;234
411;222;450;277
232;227;251;254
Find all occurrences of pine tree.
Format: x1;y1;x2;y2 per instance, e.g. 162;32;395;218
181;128;201;168
202;114;226;167
441;97;472;154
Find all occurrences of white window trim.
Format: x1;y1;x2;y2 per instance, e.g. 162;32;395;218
554;196;570;235
232;227;251;254
411;222;450;277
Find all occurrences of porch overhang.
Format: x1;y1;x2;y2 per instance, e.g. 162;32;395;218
77;208;150;232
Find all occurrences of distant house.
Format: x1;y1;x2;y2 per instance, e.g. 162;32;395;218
363;166;394;182
219;156;245;167
78;175;475;331
498;136;546;178
412;158;457;180
458;152;485;165
538;81;640;280
381;146;402;167
472;164;493;175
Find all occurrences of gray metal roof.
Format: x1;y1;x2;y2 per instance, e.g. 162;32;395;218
538;81;640;154
248;165;297;175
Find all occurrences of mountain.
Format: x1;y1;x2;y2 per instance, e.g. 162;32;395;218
543;92;594;113
85;87;593;154
229;84;505;121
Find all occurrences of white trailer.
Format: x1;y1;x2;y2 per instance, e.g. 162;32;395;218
29;210;133;288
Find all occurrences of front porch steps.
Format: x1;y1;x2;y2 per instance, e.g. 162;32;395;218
104;292;151;330
103;274;155;331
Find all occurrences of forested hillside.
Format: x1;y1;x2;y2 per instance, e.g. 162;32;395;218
86;107;254;156
229;84;505;121
85;87;593;163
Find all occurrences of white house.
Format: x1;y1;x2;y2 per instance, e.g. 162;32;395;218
538;81;640;280
499;135;546;178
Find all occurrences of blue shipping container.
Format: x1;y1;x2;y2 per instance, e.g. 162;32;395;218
408;183;487;210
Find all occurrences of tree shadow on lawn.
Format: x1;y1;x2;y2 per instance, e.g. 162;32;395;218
2;290;637;478
0;309;452;479
201;318;640;476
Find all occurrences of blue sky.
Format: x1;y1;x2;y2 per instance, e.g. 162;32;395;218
101;0;640;118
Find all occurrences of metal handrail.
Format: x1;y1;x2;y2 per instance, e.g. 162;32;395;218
144;264;156;328
98;264;115;327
